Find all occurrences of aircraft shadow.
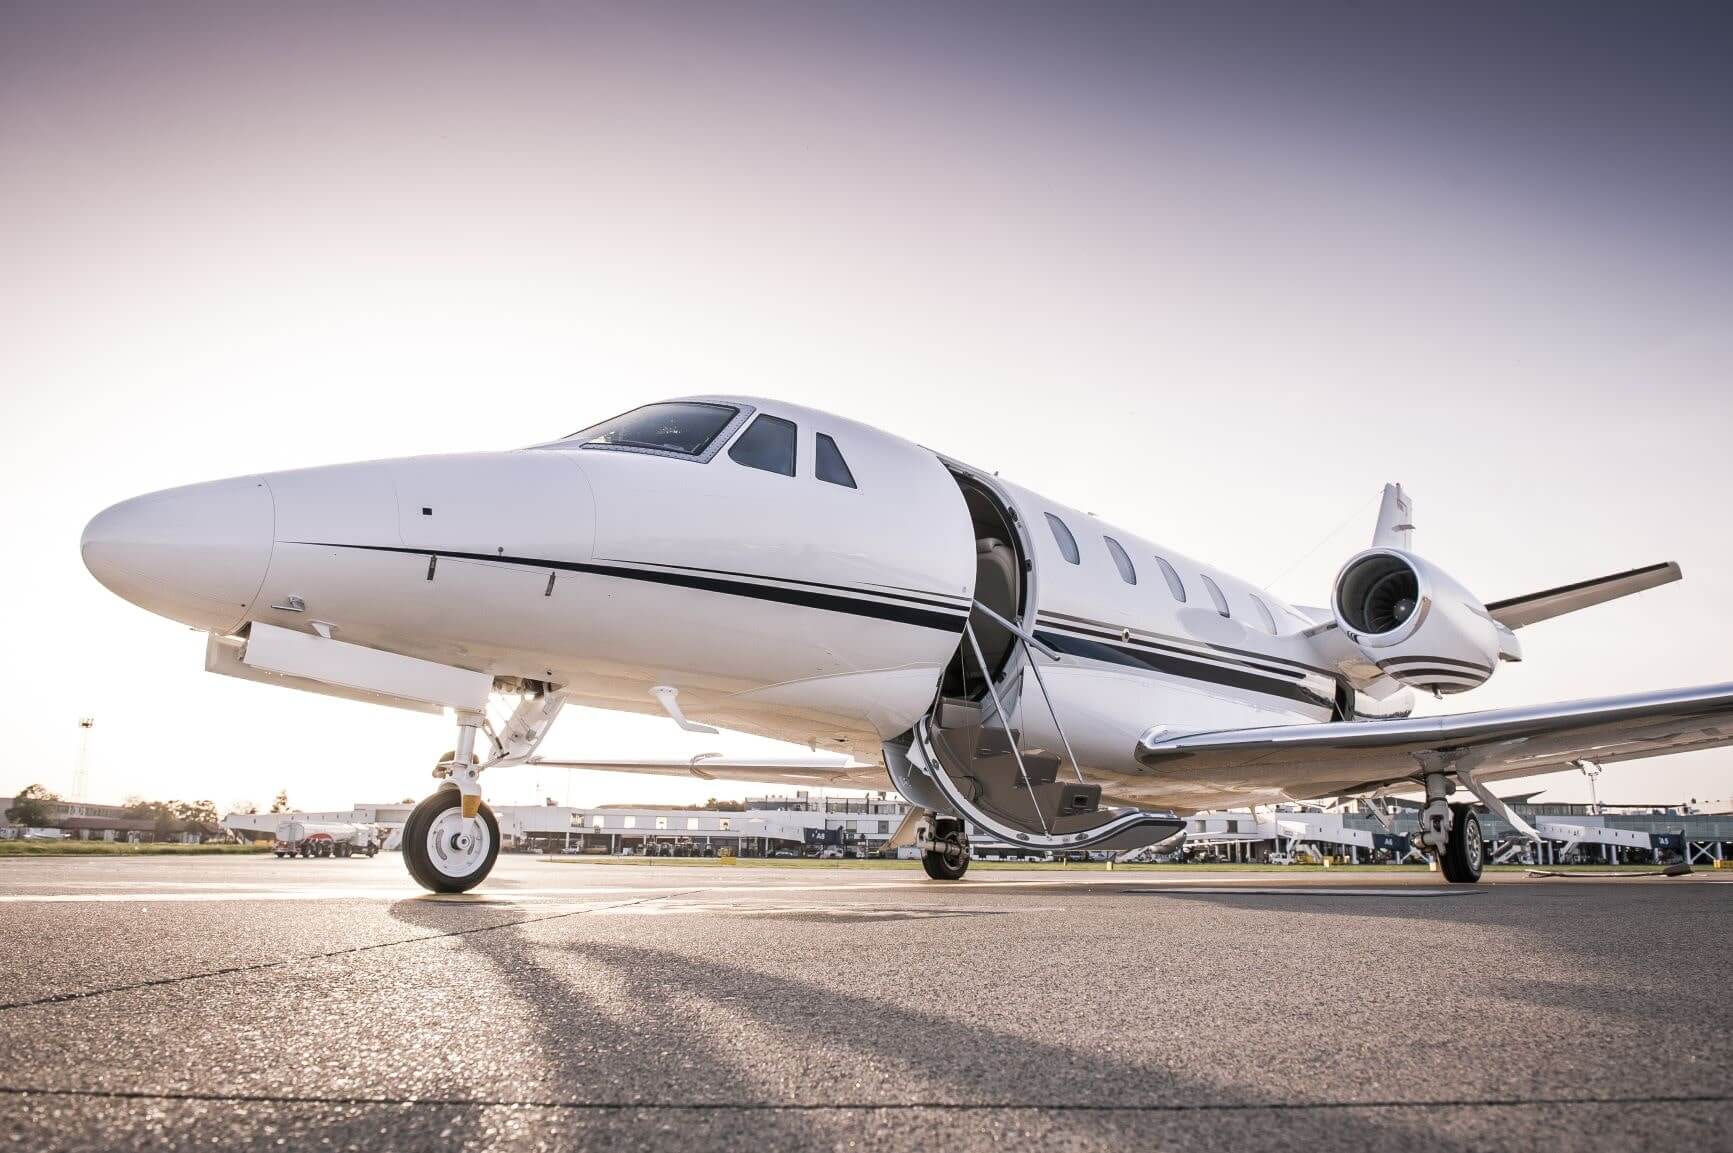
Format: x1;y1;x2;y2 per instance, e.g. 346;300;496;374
384;894;1496;1151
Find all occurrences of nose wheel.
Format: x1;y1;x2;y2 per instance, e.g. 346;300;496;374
403;784;500;893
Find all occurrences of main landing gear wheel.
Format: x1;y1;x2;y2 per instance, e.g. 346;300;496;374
402;784;500;894
922;821;970;881
1441;802;1484;884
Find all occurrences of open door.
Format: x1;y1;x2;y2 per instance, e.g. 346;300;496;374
899;466;1183;853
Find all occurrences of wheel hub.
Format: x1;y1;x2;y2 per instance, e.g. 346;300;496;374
426;809;490;879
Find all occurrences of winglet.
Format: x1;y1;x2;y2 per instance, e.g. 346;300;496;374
1372;484;1414;550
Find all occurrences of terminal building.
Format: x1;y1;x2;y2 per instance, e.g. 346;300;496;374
222;793;917;857
219;791;1733;866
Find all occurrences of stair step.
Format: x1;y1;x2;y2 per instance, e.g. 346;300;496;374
934;698;983;730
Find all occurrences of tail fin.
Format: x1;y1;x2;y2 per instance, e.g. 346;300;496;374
1372;483;1414;550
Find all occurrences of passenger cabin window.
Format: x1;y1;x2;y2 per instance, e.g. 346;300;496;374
558;401;740;459
1104;536;1137;585
1045;513;1081;564
1200;574;1230;617
728;414;797;476
1154;556;1186;602
1250;594;1278;635
815;433;857;488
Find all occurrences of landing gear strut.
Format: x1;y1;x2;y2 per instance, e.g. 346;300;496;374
920;816;970;881
1414;772;1484;884
404;709;499;893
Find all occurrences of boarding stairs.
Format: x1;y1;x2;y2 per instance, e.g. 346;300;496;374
897;608;1184;853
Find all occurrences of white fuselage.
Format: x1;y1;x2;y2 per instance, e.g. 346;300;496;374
82;396;1408;811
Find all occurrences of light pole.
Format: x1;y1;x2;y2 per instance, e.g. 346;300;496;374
73;717;95;802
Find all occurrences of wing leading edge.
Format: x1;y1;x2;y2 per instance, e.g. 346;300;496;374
528;754;886;788
1136;681;1733;799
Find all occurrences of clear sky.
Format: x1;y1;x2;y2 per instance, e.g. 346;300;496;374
2;1;1729;813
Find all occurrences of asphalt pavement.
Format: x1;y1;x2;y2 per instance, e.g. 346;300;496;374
2;854;1728;1151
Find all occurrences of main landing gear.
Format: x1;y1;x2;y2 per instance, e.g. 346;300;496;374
920;816;970;881
1414;772;1484;884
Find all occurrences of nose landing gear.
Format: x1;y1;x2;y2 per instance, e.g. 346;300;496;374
403;783;500;893
404;708;497;894
401;692;566;894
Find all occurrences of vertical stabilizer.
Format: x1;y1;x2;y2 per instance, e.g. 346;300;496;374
1372;484;1414;550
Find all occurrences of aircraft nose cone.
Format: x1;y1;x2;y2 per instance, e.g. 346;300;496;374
81;477;275;633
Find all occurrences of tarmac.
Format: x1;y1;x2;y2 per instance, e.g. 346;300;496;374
2;854;1729;1151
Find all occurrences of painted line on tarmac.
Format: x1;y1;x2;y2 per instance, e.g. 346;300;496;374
0;873;1372;903
1125;886;1482;897
2;1084;1727;1115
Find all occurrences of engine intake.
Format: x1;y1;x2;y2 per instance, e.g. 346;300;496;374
1337;553;1420;635
1332;548;1510;695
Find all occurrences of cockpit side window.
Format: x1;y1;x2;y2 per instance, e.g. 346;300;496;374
815;433;857;488
1045;513;1081;565
554;401;742;460
728;414;798;477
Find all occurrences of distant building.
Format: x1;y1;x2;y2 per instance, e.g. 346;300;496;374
0;796;158;841
220;793;1733;866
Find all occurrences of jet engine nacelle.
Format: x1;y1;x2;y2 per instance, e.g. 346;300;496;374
1332;549;1516;695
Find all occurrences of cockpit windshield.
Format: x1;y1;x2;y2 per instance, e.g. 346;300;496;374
554;402;741;458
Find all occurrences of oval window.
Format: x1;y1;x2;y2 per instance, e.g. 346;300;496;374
1104;536;1137;585
1045;513;1080;565
1250;594;1278;635
1200;574;1230;618
1154;556;1186;603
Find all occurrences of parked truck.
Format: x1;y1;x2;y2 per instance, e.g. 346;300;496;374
273;820;379;859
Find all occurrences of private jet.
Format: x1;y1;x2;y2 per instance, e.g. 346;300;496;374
81;397;1731;891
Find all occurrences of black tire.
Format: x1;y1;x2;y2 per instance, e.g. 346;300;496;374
921;828;970;881
402;786;500;894
366;845;377;858
1443;803;1484;884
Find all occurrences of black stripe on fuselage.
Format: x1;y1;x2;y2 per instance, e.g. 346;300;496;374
1039;617;1310;683
597;557;972;612
1036;608;1335;679
1033;627;1334;711
1376;656;1492;675
290;542;971;632
1384;667;1488;683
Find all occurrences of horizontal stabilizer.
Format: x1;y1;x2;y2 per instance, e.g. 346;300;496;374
1485;561;1681;630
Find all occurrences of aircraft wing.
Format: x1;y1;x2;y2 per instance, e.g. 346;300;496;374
527;754;887;788
1136;681;1733;799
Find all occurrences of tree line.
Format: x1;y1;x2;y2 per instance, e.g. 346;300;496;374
5;785;296;838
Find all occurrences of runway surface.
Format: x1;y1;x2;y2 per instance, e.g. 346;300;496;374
2;855;1728;1151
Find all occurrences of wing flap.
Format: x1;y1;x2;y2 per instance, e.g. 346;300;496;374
1485;561;1681;629
1136;681;1733;797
